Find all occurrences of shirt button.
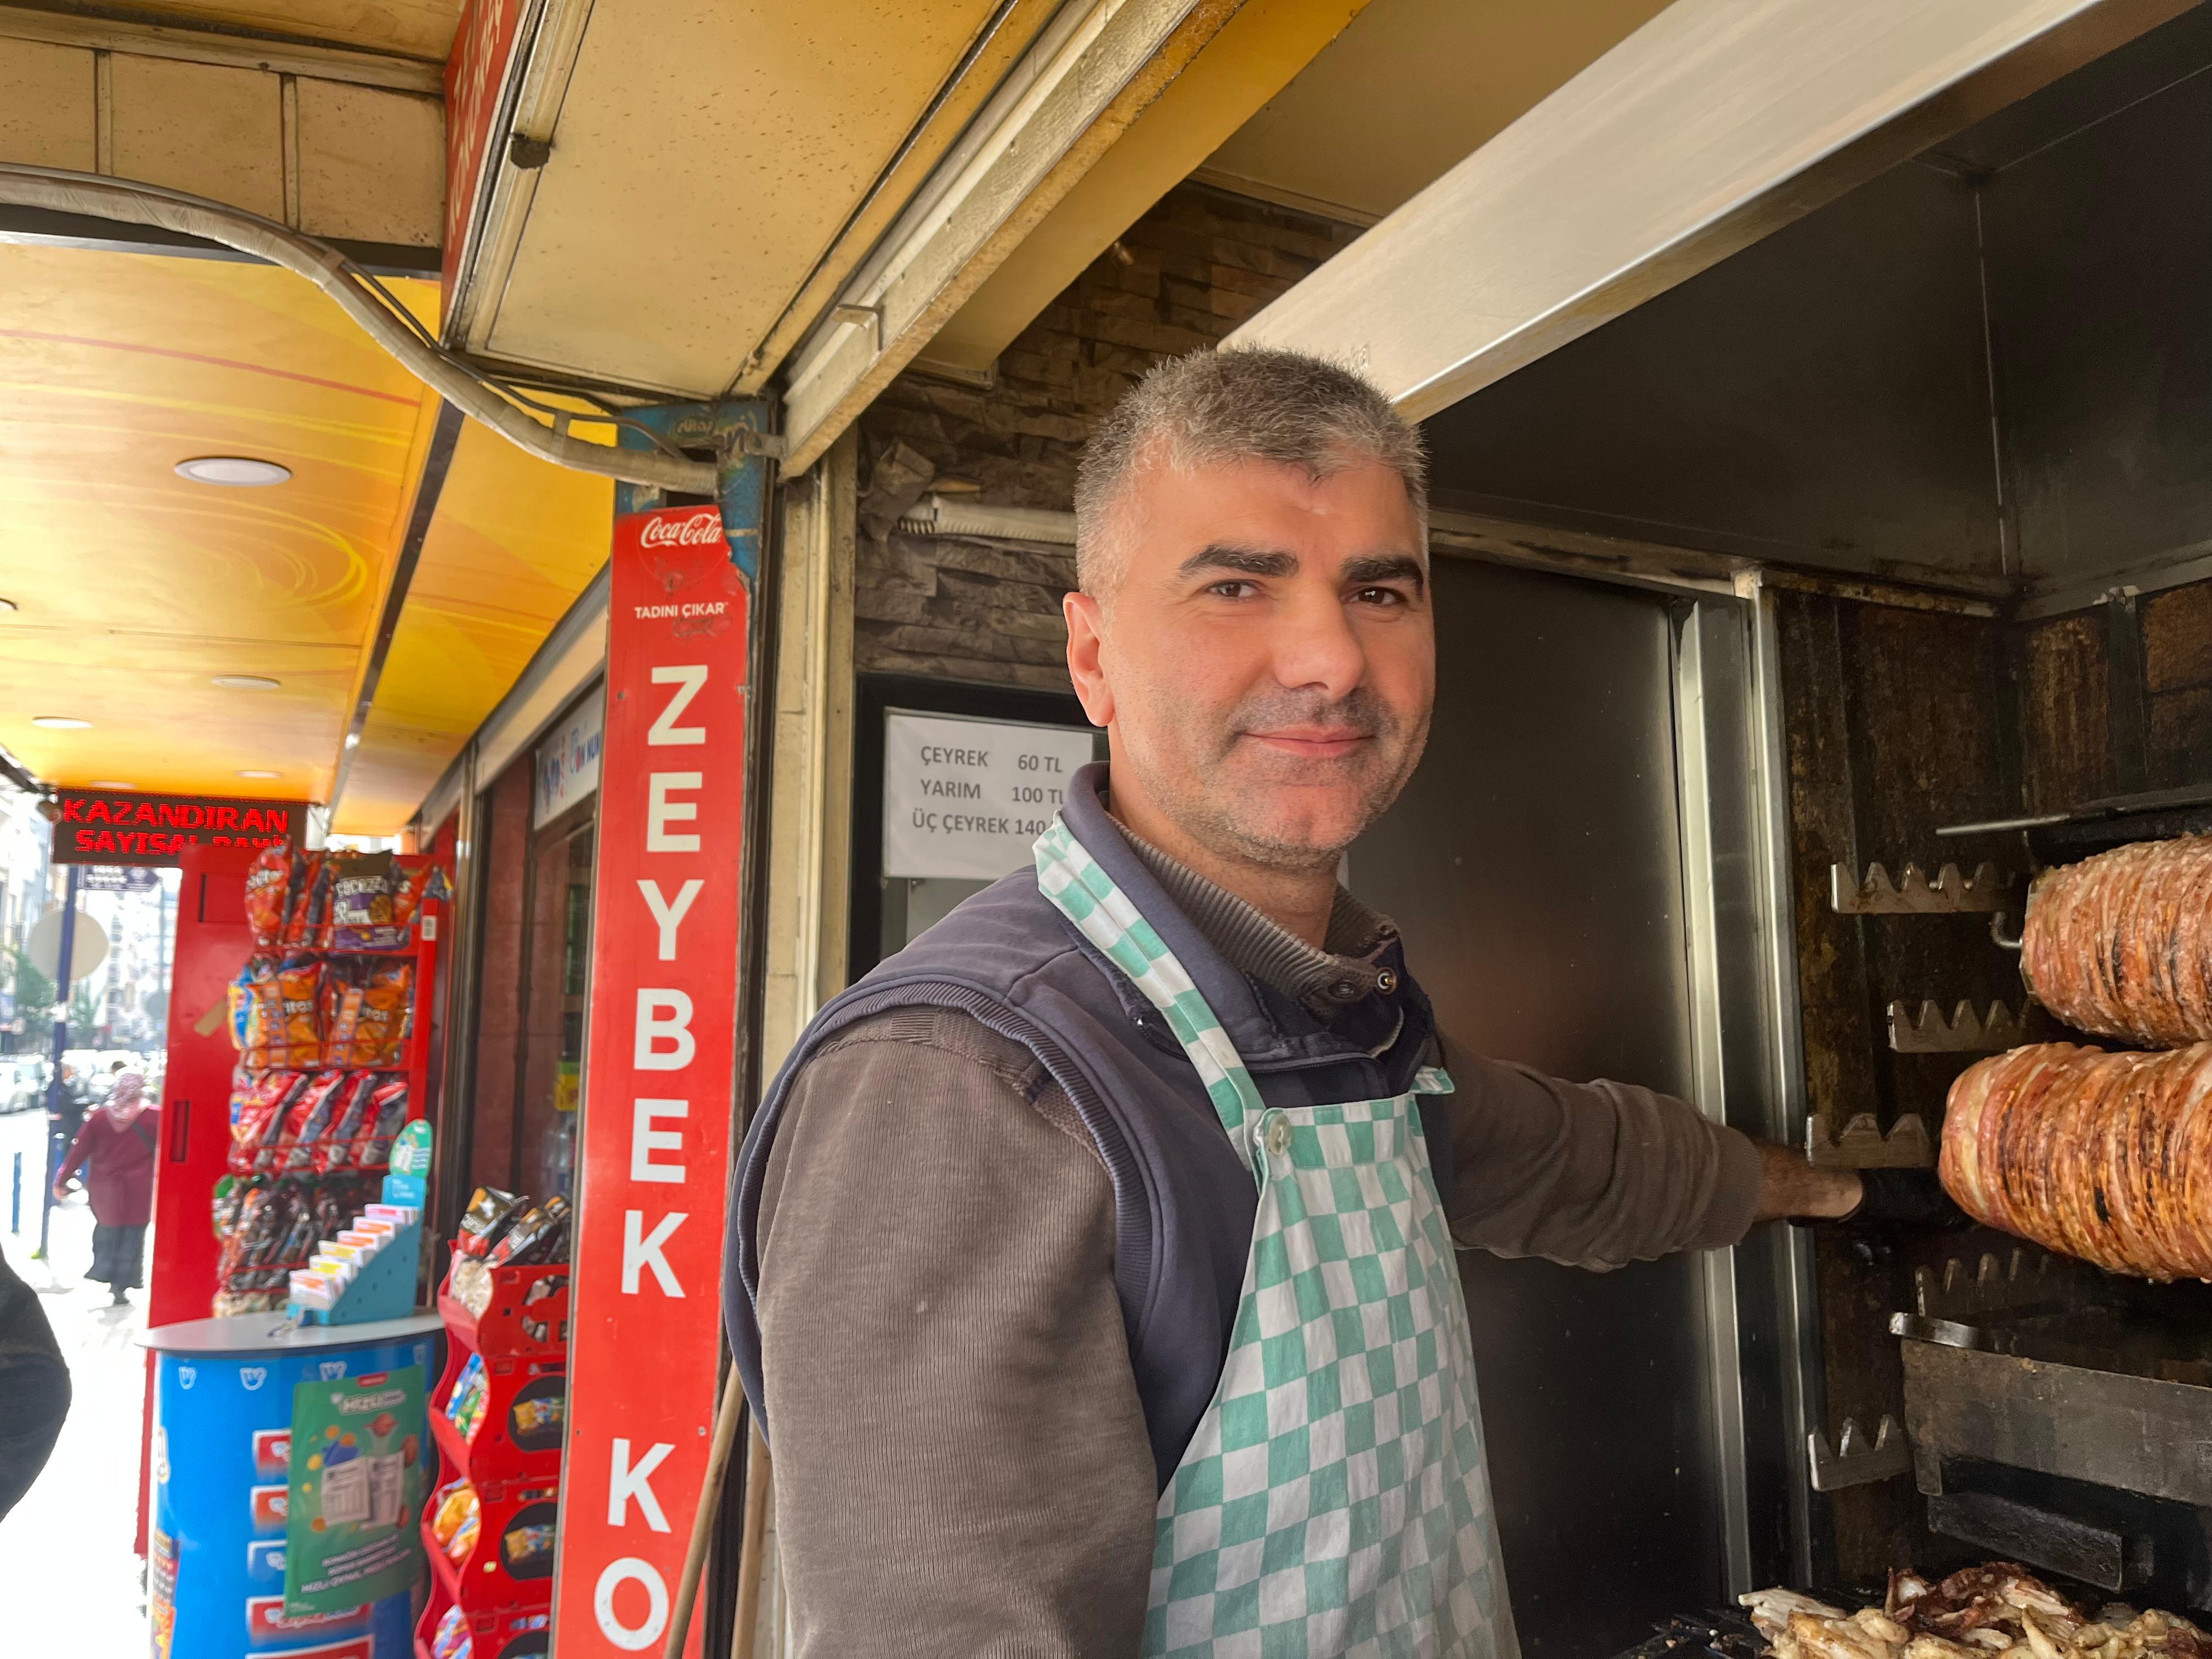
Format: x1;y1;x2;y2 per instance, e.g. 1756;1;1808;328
1375;969;1398;995
1265;1116;1291;1157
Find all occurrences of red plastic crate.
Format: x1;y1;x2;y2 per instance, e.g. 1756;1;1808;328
439;1255;570;1360
414;1567;551;1659
421;1472;558;1612
430;1337;565;1483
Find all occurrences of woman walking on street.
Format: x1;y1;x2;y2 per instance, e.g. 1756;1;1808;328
54;1070;158;1305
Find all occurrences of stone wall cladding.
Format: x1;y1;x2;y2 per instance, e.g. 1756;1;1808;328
852;182;1362;690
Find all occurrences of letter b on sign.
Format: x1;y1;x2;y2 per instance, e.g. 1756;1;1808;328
634;990;695;1070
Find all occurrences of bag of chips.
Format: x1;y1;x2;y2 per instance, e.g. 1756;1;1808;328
349;960;412;1068
359;1079;410;1170
390;858;445;935
273;955;324;1067
277;852;320;949
255;1073;326;1175
243;847;292;947
314;1074;382;1173
229;1072;305;1175
329;851;400;951
236;958;284;1069
277;1073;350;1175
321;961;365;1068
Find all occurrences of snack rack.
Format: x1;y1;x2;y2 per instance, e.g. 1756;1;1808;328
210;859;445;1317
415;1252;569;1659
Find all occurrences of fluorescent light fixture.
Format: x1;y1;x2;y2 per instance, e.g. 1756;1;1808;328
212;674;281;691
175;456;292;487
31;715;91;729
236;769;281;780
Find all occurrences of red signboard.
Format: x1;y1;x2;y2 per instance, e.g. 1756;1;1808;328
442;0;527;320
51;788;302;865
554;507;747;1657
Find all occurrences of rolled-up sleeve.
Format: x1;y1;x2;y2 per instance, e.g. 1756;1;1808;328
1438;1034;1763;1269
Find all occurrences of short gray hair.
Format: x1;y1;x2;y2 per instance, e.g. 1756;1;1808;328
1073;347;1426;596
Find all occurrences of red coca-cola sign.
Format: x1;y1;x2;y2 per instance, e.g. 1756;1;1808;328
636;509;726;550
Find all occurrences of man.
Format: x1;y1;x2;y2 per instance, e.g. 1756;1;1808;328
0;1246;68;1519
726;349;1864;1658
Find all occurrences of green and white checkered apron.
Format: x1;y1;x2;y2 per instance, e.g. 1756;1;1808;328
1036;820;1511;1659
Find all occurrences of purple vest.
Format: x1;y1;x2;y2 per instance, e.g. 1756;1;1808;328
724;766;1446;1489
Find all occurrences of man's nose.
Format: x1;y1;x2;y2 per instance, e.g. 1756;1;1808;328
1269;583;1365;697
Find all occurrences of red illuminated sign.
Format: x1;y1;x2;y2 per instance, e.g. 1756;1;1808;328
50;788;302;866
554;507;746;1658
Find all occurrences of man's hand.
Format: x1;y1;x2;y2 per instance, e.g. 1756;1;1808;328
1752;1141;1861;1223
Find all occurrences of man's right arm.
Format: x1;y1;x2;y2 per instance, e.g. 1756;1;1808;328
1437;1034;1766;1269
756;1007;1155;1658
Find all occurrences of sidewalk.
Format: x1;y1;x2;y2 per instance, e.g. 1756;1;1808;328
0;1106;151;1655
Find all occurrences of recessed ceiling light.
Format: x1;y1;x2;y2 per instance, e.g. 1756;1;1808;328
176;456;292;487
236;769;281;780
343;733;360;748
212;675;282;691
89;781;133;789
31;715;91;729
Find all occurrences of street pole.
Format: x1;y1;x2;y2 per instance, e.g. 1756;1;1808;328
36;863;78;1262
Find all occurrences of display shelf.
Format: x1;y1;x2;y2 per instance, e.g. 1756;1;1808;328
436;1259;569;1360
414;1575;551;1659
420;1471;559;1613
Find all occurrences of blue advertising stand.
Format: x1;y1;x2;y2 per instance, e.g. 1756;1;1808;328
140;1312;443;1659
143;1124;443;1657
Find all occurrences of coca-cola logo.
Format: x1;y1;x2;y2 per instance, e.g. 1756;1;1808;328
639;511;724;549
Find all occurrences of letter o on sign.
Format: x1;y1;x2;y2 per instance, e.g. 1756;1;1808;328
595;1557;670;1651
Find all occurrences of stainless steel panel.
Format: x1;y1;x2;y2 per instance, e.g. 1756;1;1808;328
1982;8;2212;595
1352;559;1718;1656
1418;162;2003;584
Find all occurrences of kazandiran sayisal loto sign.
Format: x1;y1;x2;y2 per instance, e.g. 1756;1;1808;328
555;505;744;1658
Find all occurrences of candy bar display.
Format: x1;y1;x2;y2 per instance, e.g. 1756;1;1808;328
210;845;446;1314
421;1188;568;1647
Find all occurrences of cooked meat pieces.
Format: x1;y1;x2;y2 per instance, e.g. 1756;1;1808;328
1746;1568;2209;1659
2022;836;2212;1047
1940;1042;2212;1280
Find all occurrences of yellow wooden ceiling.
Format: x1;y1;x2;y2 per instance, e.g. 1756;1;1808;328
0;244;441;800
0;242;611;830
338;420;610;835
39;0;462;60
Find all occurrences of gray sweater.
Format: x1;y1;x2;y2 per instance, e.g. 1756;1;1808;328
755;843;1759;1658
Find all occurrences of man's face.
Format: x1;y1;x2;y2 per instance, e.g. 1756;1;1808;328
1064;453;1434;873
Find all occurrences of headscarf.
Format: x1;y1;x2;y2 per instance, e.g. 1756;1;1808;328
101;1070;148;1130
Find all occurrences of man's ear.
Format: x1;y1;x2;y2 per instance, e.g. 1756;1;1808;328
1063;590;1115;729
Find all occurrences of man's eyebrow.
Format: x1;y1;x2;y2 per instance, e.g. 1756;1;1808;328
1176;544;1297;580
1342;552;1426;593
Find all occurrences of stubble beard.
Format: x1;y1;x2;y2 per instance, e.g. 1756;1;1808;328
1124;684;1430;876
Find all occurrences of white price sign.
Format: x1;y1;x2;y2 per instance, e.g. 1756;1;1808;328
882;711;1097;881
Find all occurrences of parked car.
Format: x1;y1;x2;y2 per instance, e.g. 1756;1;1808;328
0;1057;50;1114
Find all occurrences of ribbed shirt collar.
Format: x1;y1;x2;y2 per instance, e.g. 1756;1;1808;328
1115;820;1400;1025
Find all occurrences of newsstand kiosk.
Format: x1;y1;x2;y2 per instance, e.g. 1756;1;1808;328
140;843;452;1659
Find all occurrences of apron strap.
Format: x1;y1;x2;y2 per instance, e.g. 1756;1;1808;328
1035;819;1265;1146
